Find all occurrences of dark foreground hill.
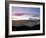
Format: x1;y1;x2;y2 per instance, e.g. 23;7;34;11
12;24;40;31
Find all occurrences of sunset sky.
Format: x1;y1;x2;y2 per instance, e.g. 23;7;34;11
12;7;40;20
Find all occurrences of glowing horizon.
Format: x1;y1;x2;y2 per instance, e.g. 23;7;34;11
12;15;40;20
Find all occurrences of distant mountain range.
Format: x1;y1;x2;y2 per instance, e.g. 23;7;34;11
12;20;40;27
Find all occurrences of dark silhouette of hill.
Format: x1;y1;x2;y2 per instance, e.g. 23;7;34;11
12;24;40;31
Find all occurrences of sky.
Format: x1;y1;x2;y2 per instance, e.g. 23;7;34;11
12;7;40;20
